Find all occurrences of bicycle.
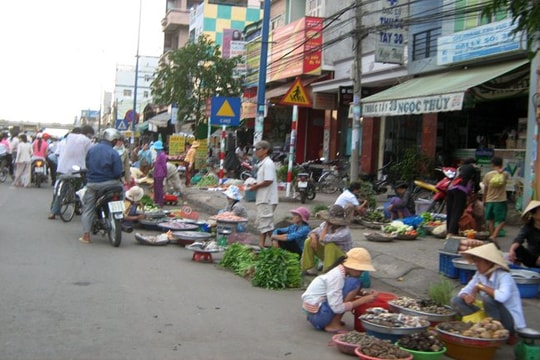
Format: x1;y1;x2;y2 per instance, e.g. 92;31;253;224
0;156;9;183
54;171;86;222
317;159;349;194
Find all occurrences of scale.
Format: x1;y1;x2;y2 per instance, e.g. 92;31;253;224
515;327;540;360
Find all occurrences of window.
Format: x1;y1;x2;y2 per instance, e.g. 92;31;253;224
270;15;283;31
306;0;323;17
123;89;132;97
144;91;149;98
412;27;441;61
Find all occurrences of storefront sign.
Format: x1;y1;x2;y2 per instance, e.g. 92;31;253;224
375;0;407;65
362;93;464;117
437;19;524;65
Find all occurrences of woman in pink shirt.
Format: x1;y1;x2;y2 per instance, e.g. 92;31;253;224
32;133;49;158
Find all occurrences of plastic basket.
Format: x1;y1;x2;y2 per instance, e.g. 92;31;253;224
517;283;540;298
438;251;460;279
353;292;398;332
458;268;475;285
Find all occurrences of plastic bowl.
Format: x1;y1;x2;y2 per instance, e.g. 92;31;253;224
354;347;412;360
435;325;507;360
353;292;398;332
397;345;447;360
331;333;361;355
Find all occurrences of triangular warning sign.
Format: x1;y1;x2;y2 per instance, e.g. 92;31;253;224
216;100;235;117
280;78;312;107
117;120;128;130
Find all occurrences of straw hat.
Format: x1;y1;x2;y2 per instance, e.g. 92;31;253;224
290;207;310;223
191;141;200;148
320;205;349;226
223;185;242;201
343;248;376;271
125;186;144;202
521;200;540;221
462;243;509;271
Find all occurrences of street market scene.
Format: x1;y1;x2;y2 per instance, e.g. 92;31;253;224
2;0;540;360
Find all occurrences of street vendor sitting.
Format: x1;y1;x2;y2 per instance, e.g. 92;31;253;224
220;185;248;232
271;207;311;257
384;181;415;220
301;248;378;333
450;243;525;339
335;181;368;220
301;205;352;275
122;186;146;231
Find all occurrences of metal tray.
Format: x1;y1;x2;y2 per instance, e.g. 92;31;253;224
511;269;540;284
210;217;248;224
171;231;211;241
360;319;429;335
452;258;477;271
157;221;199;231
388;301;457;323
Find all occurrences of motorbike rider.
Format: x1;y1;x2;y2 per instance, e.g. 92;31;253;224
79;128;123;244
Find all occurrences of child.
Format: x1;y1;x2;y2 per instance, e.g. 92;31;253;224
122;186;145;231
301;248;378;333
220;185;248;232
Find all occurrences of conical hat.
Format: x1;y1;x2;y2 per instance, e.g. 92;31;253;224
521;200;540;220
462;243;509;271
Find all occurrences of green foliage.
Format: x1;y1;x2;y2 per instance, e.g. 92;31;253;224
428;276;458;306
151;34;244;128
389;147;434;184
252;247;302;289
482;0;540;52
277;164;299;182
220;243;255;277
311;204;329;215
357;180;378;209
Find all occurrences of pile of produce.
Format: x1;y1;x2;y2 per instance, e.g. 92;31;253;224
362;210;388;223
357;338;411;359
337;331;371;345
210;212;248;222
437;318;510;339
220;244;302;290
360;309;430;328
457;238;485;251
398;330;445;352
383;220;417;237
390;296;455;315
141;195;160;212
195;174;219;188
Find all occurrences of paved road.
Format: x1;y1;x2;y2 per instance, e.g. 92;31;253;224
1;183;538;360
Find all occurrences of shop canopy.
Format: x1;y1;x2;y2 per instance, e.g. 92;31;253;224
361;59;529;117
148;111;170;127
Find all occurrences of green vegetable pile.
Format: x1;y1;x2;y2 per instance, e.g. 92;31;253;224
220;243;255;277
252;247;302;289
363;210;387;223
195;174;219;188
140;195;161;211
220;244;302;290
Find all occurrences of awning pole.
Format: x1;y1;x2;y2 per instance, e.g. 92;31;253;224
219;125;226;182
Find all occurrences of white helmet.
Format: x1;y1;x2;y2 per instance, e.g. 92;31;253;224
102;128;121;143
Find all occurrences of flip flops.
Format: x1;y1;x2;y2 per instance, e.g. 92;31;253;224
79;237;91;244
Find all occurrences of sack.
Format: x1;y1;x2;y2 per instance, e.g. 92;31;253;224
489;172;505;187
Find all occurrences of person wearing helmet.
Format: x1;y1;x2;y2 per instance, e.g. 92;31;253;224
79;128;123;244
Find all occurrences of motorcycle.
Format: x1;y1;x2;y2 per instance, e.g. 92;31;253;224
360;161;394;195
294;165;316;204
74;166;125;247
413;167;456;213
31;156;48;188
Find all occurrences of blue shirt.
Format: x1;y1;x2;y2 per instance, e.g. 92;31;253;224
272;223;311;251
86;141;123;183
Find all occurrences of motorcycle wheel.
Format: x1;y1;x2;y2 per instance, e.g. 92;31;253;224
300;191;307;204
59;182;76;223
107;212;122;247
427;199;446;214
0;167;8;183
306;184;316;200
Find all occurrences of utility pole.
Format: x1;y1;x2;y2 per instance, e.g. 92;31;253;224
131;0;142;147
350;0;363;181
253;0;271;144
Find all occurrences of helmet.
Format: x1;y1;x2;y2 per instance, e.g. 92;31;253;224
102;128;121;143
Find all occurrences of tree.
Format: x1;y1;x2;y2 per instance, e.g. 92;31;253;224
482;0;540;50
151;35;244;129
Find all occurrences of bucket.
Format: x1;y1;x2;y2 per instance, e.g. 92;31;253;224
353;292;398;332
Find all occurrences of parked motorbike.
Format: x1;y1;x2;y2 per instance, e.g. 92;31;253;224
413;167;456;213
360;161;394;195
31;156;48;188
295;171;316;203
239;159;254;180
74;166;125;247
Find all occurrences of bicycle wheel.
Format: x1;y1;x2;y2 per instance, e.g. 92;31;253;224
318;173;341;194
60;181;77;223
0;166;7;183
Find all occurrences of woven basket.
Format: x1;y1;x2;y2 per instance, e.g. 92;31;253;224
364;232;394;242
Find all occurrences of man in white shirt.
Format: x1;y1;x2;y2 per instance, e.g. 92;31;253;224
335;181;368;219
247;140;279;248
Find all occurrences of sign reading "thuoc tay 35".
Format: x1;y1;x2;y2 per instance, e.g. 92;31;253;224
362;93;464;117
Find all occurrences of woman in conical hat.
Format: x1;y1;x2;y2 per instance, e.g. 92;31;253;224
450;243;526;335
508;200;540;268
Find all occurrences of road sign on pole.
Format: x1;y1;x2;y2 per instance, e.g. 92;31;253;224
210;97;241;126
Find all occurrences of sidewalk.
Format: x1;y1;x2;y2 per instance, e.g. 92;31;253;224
181;185;539;308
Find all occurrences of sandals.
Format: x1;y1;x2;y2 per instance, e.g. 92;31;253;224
79;237;91;244
47;214;56;220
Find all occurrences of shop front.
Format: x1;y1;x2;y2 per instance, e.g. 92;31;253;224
360;59;530;180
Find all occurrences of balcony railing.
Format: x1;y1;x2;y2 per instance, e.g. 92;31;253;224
161;9;190;32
